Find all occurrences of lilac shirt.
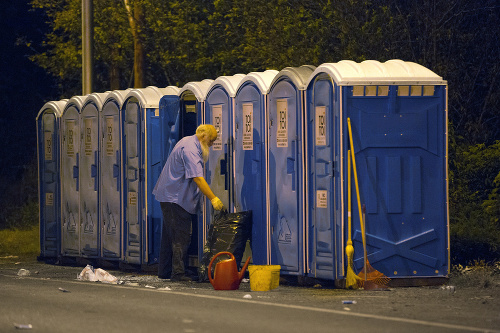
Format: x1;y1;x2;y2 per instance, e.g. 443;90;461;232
152;135;204;214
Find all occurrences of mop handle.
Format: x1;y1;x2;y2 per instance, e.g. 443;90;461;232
347;118;367;250
362;204;367;282
348;149;352;242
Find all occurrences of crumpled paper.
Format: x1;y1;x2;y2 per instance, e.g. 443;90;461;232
17;269;31;277
77;265;118;284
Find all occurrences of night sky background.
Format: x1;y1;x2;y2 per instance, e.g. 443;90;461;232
1;2;53;165
0;2;59;218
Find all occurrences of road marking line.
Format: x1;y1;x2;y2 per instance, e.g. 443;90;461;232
150;290;499;333
3;274;498;333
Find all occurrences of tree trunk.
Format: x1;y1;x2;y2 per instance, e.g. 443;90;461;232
110;61;121;90
123;0;145;88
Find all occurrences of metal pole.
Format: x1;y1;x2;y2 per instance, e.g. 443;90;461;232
82;0;93;94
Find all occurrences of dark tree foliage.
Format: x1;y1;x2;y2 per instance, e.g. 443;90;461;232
25;0;500;143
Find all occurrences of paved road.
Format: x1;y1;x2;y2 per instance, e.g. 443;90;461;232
1;260;499;333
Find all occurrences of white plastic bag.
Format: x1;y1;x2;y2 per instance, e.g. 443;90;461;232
78;265;117;284
94;268;118;284
78;265;98;282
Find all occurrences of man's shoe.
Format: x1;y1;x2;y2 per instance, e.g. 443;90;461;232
170;275;192;282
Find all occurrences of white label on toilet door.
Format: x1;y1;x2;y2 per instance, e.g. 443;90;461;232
242;103;253;150
84;118;93;156
276;99;288;148
317;190;328;208
44;132;53;161
128;192;137;206
212;105;223;151
105;116;115;157
46;193;54;206
316;106;326;146
66;120;76;158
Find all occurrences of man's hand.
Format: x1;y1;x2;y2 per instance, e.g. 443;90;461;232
211;197;225;211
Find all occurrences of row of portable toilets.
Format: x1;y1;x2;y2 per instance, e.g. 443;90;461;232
37;59;450;282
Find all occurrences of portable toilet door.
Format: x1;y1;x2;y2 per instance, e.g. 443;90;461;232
308;60;449;281
177;80;213;144
267;65;315;275
204;74;245;217
37;99;67;260
121;87;168;266
158;92;180;158
79;93;108;258
146;86;179;264
60;95;86;257
100;90;130;261
158;86;182;159
305;66;342;280
234;70;278;265
177;80;212;264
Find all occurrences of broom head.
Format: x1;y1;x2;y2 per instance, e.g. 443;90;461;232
357;258;391;289
346;265;361;289
345;241;361;289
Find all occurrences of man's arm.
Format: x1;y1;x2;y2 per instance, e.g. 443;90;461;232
193;177;225;211
193;177;216;201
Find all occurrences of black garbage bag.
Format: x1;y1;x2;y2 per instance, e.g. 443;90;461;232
198;210;252;282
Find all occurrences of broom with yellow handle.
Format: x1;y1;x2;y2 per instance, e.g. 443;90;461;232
346;118;390;289
345;149;361;288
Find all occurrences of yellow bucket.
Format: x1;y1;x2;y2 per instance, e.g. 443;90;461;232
248;265;281;291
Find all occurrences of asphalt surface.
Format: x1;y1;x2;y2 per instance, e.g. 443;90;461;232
1;256;499;333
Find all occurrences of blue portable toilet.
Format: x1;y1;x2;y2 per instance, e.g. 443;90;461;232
158;86;185;159
204;74;245;217
37;99;67;260
121;86;178;266
267;65;316;275
148;86;180;265
234;70;279;265
305;60;449;281
79;92;109;258
100;90;131;261
147;86;179;100
176;80;213;265
177;79;213;140
60;95;87;257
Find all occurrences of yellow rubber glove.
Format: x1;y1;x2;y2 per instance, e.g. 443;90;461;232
210;197;225;211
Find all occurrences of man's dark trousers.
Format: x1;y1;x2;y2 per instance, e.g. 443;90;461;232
158;202;193;279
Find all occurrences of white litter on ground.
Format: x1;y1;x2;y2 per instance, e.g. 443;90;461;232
17;269;30;277
14;323;32;329
77;265;118;284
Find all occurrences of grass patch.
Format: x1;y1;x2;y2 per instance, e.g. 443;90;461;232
0;226;39;257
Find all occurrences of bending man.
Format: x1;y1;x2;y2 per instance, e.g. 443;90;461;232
153;124;225;281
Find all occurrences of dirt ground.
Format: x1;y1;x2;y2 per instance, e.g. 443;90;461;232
1;255;499;332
